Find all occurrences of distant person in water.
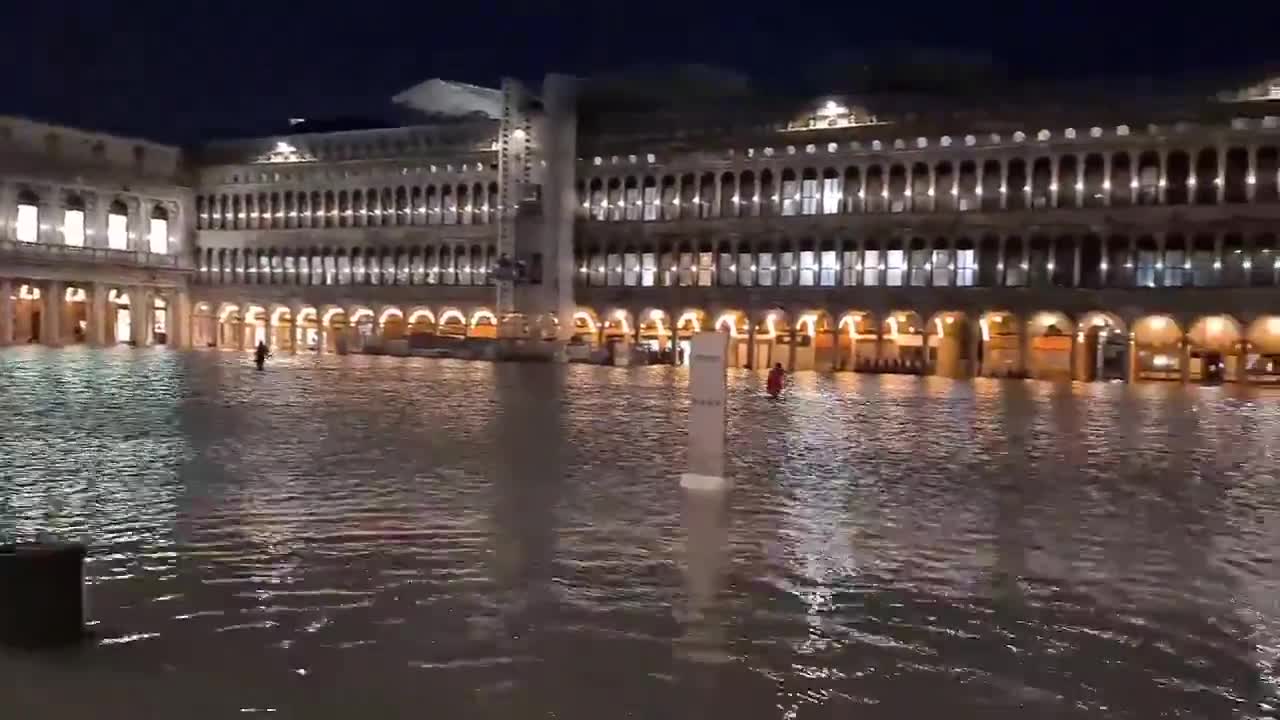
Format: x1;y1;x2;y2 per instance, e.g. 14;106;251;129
254;341;270;371
767;362;785;398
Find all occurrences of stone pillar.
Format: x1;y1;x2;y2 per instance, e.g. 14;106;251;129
999;159;1009;210
1158;150;1169;204
1049;155;1061;207
1016;318;1029;377
1247;146;1258;203
289;318;299;352
1071;332;1088;381
41;281;63;347
1155;233;1167;287
0;278;11;346
745;315;756;369
130;286;150;347
1214;234;1224;285
1216;147;1226;205
173;291;192;349
1127;334;1138;382
316;326;326;354
1072;237;1082;288
89;284;109;345
712;174;723;219
968;320;982;377
787;326;798;372
1180;337;1192;383
1102;153;1113;207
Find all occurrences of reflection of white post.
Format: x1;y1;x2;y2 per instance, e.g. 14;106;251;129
681;332;728;491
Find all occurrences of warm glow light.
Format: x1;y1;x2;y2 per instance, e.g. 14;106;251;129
407;309;435;326
677;311;702;333
797;313;818;338
1206;316;1224;334
296;307;318;324
1150;316;1168;330
887;316;899;338
378;307;404;326
613;310;631;335
245;305;268;323
439;309;466;326
979;317;991;342
715;313;740;337
763;313;779;339
838;313;863;337
218;304;240;323
1268;317;1280;335
470;309;497;327
574;311;598;334
270;306;292;326
934;317;944;336
348;307;374;324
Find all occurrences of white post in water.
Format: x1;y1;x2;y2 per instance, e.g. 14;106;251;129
681;331;728;491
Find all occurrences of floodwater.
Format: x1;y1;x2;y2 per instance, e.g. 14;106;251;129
1;347;1279;719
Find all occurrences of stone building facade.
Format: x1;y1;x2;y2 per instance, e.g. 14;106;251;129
5;72;1280;381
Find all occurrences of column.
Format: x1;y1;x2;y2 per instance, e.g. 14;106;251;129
289;317;299;352
1127;332;1138;382
975;163;985;211
1049;155;1061;208
787;325;798;371
999;159;1009;210
1158;150;1169;204
173;291;192;349
1216;147;1226;205
1155;233;1167;287
712;174;723;219
89;283;109;345
673;175;683;220
1214;234;1224;285
1247;146;1258;203
316;325;326;354
1179;336;1191;383
1072;237;1082;288
997;236;1007;285
0;278;11;346
669;309;680;366
753;172;764;217
1016;316;1029;377
1102;154;1113;207
1128;236;1138;286
947;237;957;286
130;286;150;347
968;320;982;377
43;280;64;347
1046;236;1057;287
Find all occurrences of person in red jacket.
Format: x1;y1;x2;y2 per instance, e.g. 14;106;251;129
766;362;785;398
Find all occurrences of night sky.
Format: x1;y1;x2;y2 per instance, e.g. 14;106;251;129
2;2;1277;143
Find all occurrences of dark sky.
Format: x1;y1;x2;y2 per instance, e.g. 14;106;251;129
2;1;1277;143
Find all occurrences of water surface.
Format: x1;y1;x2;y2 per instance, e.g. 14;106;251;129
1;347;1277;718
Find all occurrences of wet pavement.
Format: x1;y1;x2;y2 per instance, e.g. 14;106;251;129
1;346;1278;718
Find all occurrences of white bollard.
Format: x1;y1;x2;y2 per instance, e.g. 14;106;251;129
681;331;729;491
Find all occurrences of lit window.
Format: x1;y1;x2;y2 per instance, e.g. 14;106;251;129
16;202;38;242
107;211;128;250
955;249;977;286
640;252;656;286
821;177;842;215
798;250;817;286
757;253;776;286
781;179;799;216
931;249;952;286
862;250;881;286
642;186;659;221
148;218;168;254
63;209;85;246
886;249;905;286
800;179;819;215
819;250;838;286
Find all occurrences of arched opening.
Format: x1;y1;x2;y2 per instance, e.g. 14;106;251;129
750;309;788;370
270;306;293;349
925;311;973;378
674;309;706;366
839;311;877;371
243;305;268;348
1187;315;1244;382
437;309;467;339
295;307;319;351
407;309;436;340
61;285;88;343
216;302;242;349
1132;315;1184;381
379;307;406;340
1245;316;1280;381
321;307;349;353
1074;312;1127;381
636;309;670;362
469;309;498;339
193;302;217;348
714;310;750;368
600;308;636;365
1025;311;1073;379
978;311;1020;377
879;311;925;373
790;310;835;371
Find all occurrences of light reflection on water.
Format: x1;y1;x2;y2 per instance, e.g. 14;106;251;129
1;346;1279;718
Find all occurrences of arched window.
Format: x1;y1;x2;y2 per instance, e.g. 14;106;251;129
15;189;39;242
107;200;129;249
63;194;86;246
149;204;170;254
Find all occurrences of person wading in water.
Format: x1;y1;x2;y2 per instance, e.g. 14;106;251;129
254;341;270;371
767;362;785;398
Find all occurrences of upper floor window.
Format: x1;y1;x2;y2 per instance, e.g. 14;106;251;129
822;177;842;214
886;249;906;286
16;190;39;243
149;205;169;255
956;249;977;287
63;198;85;247
642;185;659;221
781;179;800;216
108;200;129;250
800;179;819;215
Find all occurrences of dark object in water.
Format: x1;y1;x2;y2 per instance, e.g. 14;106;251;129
0;542;87;649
